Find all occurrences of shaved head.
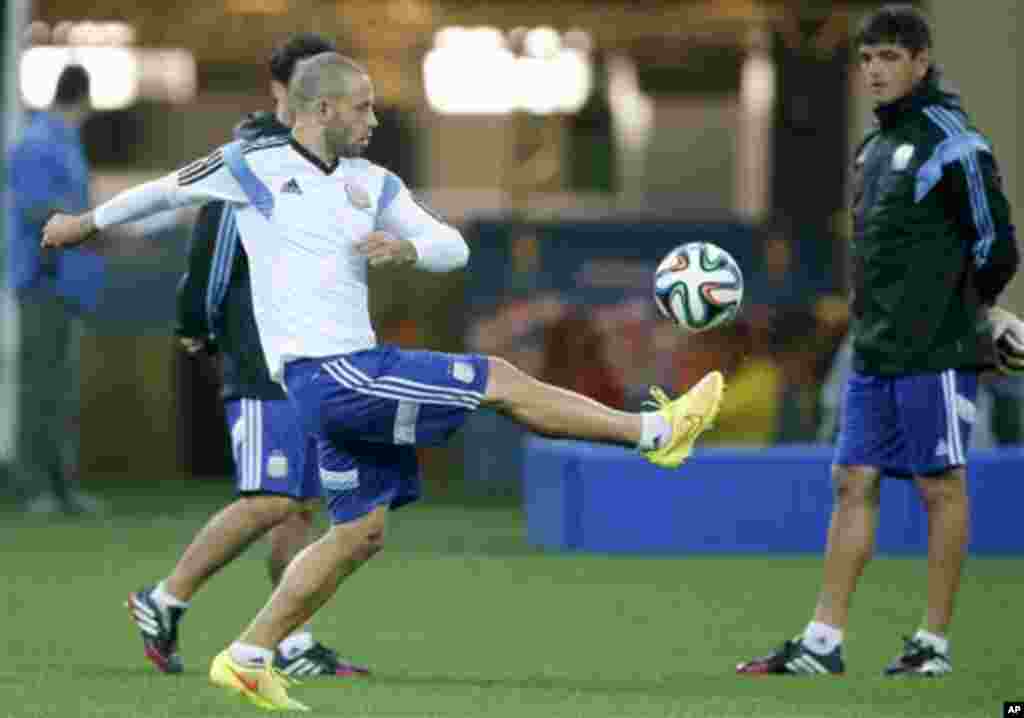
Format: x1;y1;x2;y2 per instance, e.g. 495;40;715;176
288;52;368;114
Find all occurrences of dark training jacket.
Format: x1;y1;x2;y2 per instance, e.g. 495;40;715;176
176;112;288;400
849;68;1018;375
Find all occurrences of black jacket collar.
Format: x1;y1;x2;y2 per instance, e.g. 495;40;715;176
873;66;964;130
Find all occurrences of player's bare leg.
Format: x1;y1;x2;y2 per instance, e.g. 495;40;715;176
915;470;968;635
237;506;387;651
482;356;642;444
166;495;305;601
812;465;881;630
481;356;724;468
267;508;315;586
880;470;965;677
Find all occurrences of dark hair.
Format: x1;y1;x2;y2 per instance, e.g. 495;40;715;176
269;33;338;84
856;4;932;54
53;64;90;106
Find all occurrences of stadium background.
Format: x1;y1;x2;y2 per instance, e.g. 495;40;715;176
1;2;1021;717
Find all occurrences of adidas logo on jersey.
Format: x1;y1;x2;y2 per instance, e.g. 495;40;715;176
281;178;302;195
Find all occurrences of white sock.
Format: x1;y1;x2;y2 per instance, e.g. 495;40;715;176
802;621;843;654
278;629;315;660
913;629;949;656
153;580;190;609
229;641;275;668
638;412;671;451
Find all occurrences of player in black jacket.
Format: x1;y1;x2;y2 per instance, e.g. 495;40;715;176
127;33;368;679
738;5;1023;677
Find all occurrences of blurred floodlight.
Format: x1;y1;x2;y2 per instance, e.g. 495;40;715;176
20;46;70;109
20;45;196;110
524;26;560;59
423;32;516;114
82;48;140;110
424;25;592;115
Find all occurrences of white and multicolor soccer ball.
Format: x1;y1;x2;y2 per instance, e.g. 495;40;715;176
653;242;744;333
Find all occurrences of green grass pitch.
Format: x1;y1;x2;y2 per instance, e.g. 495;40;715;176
2;477;1020;717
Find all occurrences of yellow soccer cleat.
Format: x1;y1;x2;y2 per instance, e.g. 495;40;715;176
642;370;725;468
210;649;310;712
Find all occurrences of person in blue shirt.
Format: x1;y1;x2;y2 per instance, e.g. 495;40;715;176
6;64;105;515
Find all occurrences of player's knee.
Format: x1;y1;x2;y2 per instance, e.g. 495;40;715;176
831;465;880;506
242;494;303;524
352;530;386;562
915;474;966;509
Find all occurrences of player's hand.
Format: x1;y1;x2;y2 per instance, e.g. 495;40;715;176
356;231;417;267
41;212;96;249
988;306;1024;374
179;337;207;355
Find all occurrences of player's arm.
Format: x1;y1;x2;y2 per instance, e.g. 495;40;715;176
945;151;1024;369
358;173;469;272
41;148;245;249
176;200;226;354
945;151;1019;306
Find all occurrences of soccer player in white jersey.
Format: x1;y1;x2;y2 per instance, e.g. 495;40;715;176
43;53;725;712
127;33;368;680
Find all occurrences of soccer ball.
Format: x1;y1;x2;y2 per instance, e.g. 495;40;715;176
653;242;743;332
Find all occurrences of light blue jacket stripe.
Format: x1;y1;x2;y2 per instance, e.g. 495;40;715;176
922;106;996;267
205;205;239;329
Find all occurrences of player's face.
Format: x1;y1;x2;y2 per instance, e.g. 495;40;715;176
325;74;378;158
271;80;292;126
858;42;930;107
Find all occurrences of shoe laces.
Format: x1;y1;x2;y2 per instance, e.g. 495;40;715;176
899;635;941;660
644;386;671;410
271;666;302;687
645;386;703;440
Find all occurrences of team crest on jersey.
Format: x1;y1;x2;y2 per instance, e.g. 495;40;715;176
452;360;476;384
267;452;289;479
892;144;915;171
345;181;372;210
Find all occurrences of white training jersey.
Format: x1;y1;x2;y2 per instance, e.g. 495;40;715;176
94;135;468;381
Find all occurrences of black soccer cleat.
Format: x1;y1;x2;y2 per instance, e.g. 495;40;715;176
126;587;185;674
274;642;370;678
883;635;952;677
736;637;845;675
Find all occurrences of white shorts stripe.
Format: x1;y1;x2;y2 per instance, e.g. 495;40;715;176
323;362;478;409
942;371;964;465
333;357;483;404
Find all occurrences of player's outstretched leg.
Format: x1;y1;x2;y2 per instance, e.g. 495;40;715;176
482;356;724;469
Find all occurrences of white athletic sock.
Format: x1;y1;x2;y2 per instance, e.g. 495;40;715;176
278;629;315;660
229;642;275;668
802;621;843;654
913;629;949;656
153;580;190;609
638;412;671;451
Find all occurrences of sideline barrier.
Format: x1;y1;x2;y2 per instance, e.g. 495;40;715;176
523;439;1024;555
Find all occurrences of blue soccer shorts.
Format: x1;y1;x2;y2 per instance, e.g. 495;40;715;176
223;397;320;500
283;346;490;523
835;369;978;477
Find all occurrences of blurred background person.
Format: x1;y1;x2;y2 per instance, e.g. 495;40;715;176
5;64;105;515
540;307;625;409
